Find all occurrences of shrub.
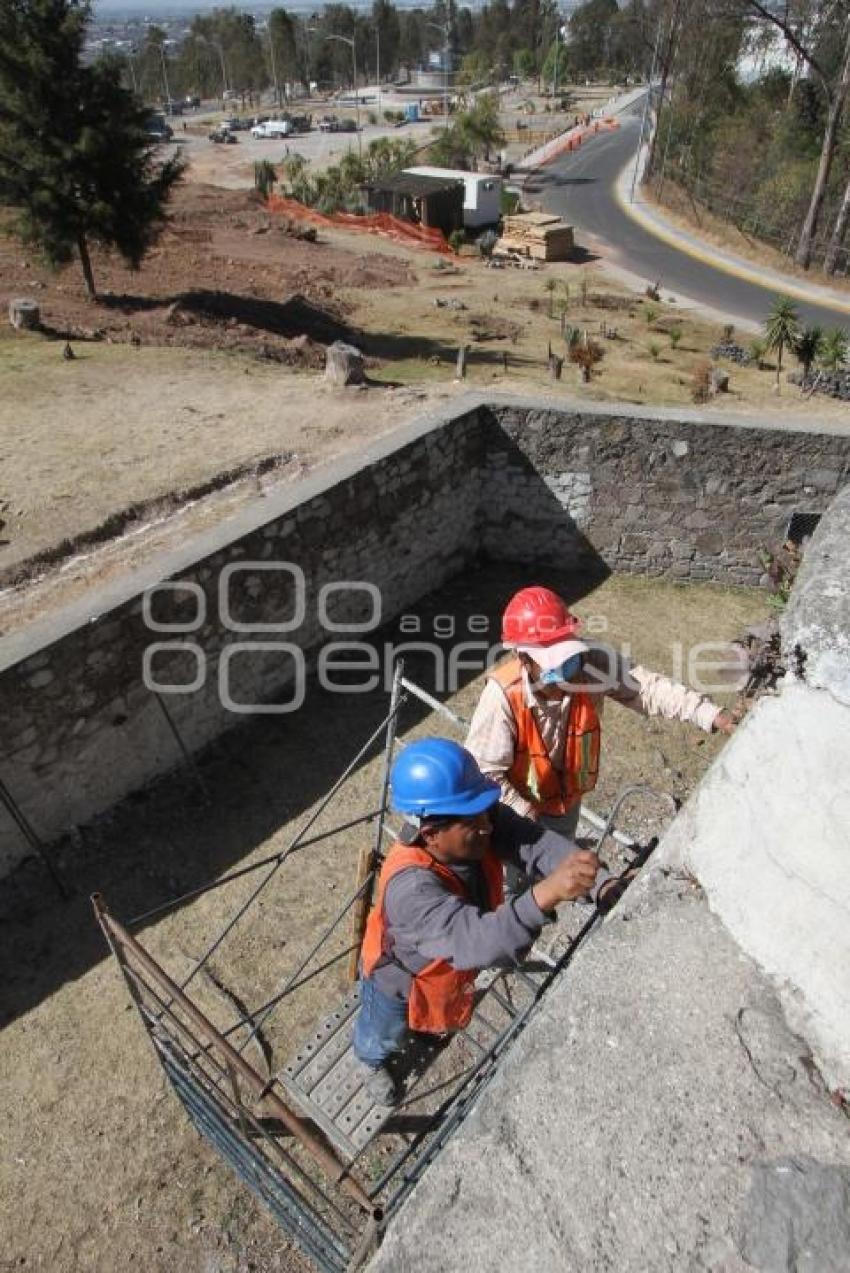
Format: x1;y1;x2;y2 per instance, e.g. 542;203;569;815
569;339;603;382
448;228;466;255
477;229;499;259
254;159;277;199
749;338;767;369
644;304;658;326
669;327;682;349
649;341;661;360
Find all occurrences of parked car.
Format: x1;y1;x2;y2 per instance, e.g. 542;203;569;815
251;119;292;139
209;126;238;144
145;112;173;142
184;94;201;109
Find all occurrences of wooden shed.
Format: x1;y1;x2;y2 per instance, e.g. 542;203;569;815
362;172;464;239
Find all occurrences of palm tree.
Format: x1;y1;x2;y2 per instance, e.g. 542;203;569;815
763;295;800;393
793;325;824;381
820;328;848;372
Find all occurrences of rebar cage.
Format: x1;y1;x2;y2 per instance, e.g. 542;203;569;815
93;662;675;1270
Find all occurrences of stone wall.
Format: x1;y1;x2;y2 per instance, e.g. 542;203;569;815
480;399;850;585
3;393;850;876
0;408;483;874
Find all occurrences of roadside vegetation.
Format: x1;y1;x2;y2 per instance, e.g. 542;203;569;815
641;1;850;278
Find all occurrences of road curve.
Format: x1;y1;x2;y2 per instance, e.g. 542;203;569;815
526;107;850;331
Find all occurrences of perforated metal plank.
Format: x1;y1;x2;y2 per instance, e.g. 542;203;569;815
279;958;557;1162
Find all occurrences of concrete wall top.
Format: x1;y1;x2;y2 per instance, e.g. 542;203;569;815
3;393;844;676
0;402;483;676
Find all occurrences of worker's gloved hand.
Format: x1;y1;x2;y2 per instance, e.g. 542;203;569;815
532;850;600;912
596;867;639;915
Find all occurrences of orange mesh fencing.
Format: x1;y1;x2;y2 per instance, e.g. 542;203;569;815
266;195;453;254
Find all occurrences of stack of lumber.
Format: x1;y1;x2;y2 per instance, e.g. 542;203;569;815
496;212;575;261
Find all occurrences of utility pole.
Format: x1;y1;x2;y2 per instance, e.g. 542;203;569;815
325;34;362;158
376;27;381;118
428;20;451;130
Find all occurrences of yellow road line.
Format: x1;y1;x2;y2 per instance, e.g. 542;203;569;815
614;165;850;319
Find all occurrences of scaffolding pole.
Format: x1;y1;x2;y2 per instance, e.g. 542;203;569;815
346;660;405;982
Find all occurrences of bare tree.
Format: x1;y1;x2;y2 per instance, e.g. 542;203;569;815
745;0;850;270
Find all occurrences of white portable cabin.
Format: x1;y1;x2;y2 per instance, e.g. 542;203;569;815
404;167;502;229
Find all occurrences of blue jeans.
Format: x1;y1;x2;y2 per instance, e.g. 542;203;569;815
353;976;409;1068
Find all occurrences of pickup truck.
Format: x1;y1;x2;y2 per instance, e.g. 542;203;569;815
251;119;293;139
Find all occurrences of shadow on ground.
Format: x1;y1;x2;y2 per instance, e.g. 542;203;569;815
0;558;608;1027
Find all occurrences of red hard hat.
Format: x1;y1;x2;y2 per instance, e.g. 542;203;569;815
501;586;581;647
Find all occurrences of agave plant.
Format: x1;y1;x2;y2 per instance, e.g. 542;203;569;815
820;328;849;372
763;295;800;393
793;325;824;380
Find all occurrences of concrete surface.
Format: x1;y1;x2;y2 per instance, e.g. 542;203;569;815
659;487;850;1091
371;872;850;1272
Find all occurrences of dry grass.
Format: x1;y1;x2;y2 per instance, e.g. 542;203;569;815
341;244;850;414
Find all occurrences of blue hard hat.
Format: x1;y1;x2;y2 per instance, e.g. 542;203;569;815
390;738;500;818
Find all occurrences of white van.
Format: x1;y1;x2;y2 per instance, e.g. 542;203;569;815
251;120;292;139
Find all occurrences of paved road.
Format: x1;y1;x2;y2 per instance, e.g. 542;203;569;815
526;106;850;330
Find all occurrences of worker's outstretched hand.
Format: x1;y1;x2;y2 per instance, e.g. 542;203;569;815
712;709;737;735
533;850;600;912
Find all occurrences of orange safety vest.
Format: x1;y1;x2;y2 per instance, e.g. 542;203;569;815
360;842;504;1033
489;655;601;816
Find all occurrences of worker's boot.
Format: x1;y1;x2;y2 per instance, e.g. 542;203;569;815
359;1062;401;1108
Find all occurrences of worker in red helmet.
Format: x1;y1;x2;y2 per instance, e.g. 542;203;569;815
466;585;736;840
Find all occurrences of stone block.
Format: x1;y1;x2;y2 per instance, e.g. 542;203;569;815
9;298;40;329
324;341;365;386
803;468;841;494
695;530;725;555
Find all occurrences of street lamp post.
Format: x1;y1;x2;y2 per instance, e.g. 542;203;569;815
325;33;361;158
427;20;450;131
376;27;381;119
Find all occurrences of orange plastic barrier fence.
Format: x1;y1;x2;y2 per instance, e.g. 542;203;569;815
536;116;620;166
266;195;452;254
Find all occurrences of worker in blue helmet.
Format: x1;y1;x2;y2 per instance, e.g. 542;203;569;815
354;737;621;1107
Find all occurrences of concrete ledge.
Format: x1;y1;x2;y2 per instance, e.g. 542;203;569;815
782;485;850;703
371;874;850;1272
658;488;850;1090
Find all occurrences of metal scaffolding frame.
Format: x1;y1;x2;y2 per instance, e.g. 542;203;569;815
93;661;676;1270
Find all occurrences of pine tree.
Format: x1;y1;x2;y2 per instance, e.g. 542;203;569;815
0;0;184;298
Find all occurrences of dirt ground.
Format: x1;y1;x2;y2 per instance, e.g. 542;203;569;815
4;202;847;633
0;564;772;1273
